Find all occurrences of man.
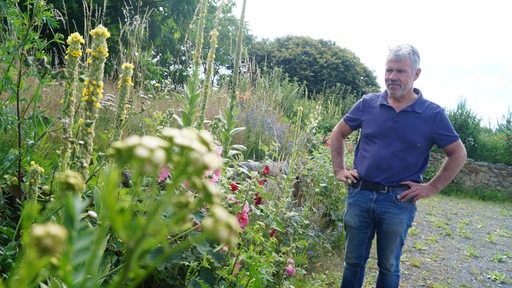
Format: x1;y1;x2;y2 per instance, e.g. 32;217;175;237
330;44;467;288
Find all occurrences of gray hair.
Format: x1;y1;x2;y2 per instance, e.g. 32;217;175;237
388;44;421;71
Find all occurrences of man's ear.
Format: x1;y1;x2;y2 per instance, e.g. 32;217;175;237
414;67;422;80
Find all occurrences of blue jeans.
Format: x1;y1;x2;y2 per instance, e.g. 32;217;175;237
340;186;416;288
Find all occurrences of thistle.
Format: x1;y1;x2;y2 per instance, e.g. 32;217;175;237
77;25;110;180
113;63;134;141
61;32;85;171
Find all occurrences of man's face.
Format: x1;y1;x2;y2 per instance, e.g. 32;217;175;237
384;57;420;98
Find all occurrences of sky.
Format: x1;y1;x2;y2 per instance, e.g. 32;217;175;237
233;0;512;128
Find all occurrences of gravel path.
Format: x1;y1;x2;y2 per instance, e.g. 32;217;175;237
361;195;512;287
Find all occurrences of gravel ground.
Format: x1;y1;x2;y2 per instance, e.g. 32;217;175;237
361;195;512;288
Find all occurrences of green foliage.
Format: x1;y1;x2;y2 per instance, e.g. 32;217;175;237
248;35;380;96
447;100;482;159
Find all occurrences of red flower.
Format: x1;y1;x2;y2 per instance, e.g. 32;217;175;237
263;165;270;176
254;193;263;206
258;179;267;186
229;182;240;192
325;139;331;147
269;229;276;237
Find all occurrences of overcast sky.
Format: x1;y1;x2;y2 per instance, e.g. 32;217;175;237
234;0;512;127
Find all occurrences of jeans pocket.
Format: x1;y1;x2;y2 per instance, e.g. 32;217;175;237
393;193;416;208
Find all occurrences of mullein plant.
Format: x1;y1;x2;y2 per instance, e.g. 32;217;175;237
60;32;85;171
25;161;44;201
77;25;110;180
198;13;219;130
113;63;135;141
221;0;247;157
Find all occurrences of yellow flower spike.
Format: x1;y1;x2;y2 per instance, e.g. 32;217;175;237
86;48;92;54
95;102;101;109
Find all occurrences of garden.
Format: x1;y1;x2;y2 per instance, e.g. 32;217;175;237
0;0;511;287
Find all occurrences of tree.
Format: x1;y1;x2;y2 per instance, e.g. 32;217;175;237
447;99;482;159
247;36;379;96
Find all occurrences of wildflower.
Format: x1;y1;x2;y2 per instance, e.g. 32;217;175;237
254;193;263;206
236;201;249;228
258;179;266;186
269;229;277;237
347;142;354;152
229;182;240;192
232;261;242;275
201;205;240;246
263;165;270;176
29;223;68;257
57;170;85;196
285;258;296;276
238;93;250;100
285;264;296;276
158;165;170;182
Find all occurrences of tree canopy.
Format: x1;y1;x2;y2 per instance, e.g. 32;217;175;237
248;36;379;96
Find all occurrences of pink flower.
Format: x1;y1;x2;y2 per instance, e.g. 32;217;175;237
158;166;170;182
285;264;296;276
208;168;221;183
236;201;250;228
285;258;296;276
347;142;354;152
258;179;266;186
232;261;242;275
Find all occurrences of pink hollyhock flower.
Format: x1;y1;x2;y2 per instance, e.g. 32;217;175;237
287;258;294;265
269;229;277;237
192;221;202;231
236;201;249;228
208;168;221;183
158;166;170;182
257;179;266;186
254;193;262;206
229;182;240;192
285;264;296;276
263;165;270;176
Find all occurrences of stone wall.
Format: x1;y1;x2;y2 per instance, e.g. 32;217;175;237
430;153;512;194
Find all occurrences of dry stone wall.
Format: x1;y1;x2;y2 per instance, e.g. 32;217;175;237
430;153;512;194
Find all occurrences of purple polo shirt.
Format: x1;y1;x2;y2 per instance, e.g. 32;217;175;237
343;88;460;186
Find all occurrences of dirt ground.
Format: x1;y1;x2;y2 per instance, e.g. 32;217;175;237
361;195;512;288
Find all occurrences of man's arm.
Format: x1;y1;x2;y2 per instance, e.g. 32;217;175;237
400;139;467;203
330;119;359;185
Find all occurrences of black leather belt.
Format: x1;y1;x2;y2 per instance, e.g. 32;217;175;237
350;180;410;192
